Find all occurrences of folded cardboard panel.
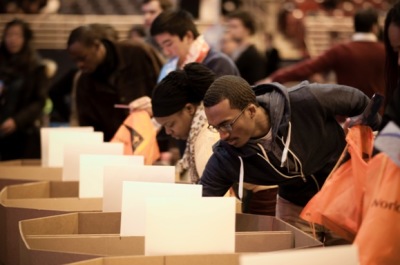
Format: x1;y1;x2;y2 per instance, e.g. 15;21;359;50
0;159;62;191
66;254;242;265
0;181;101;265
0;159;62;180
236;213;322;249
19;212;321;265
67;256;166;265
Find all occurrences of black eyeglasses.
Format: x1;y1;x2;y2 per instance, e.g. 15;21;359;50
208;107;246;133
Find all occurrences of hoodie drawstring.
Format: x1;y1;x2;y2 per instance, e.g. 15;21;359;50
281;121;292;167
238;156;244;201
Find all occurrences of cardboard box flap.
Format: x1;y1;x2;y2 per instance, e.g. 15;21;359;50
0;182;102;211
165;253;241;265
23;236;145;256
20;212;120;236
20;213;80;236
22;231;293;256
0;159;39;166
66;254;242;265
0;159;62;180
66;256;165;265
236;213;322;248
235;231;293;252
3;181;78;199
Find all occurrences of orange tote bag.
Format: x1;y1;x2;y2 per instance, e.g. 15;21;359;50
111;110;160;165
300;125;374;242
354;124;400;265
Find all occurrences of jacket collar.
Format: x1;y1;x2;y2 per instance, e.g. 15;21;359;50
352;33;378;42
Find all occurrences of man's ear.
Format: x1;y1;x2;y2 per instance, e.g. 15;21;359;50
185;30;195;42
248;104;257;118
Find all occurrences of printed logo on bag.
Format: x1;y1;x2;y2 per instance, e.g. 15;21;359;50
371;199;400;213
124;124;144;151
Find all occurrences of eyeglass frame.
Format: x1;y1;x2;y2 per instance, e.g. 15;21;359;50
208;106;247;133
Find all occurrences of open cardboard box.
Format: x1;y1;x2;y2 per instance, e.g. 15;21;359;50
0;159;62;191
0;181;102;265
19;212;322;265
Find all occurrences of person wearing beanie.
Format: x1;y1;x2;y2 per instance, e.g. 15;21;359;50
151;62;219;183
200;75;381;244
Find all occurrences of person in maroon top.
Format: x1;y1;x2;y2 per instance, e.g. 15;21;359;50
381;1;400;128
258;8;385;100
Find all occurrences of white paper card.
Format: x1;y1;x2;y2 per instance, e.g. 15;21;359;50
40;127;94;166
145;197;236;256
79;154;144;198
120;182;202;236
47;131;103;167
102;165;175;212
62;142;124;181
240;245;359;265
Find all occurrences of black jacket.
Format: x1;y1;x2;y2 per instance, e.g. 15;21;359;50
200;81;380;206
76;40;162;141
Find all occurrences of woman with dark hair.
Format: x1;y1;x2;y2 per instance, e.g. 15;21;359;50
151;62;219;183
382;1;400;128
0;18;49;160
151;63;276;216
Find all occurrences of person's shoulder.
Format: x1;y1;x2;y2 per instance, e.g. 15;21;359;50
197;124;220;145
115;40;162;68
203;49;240;76
244;44;261;55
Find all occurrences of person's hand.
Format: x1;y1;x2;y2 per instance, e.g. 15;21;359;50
342;117;351;136
255;77;272;85
128;96;152;117
0;118;17;136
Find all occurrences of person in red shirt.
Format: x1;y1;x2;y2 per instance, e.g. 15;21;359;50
259;8;385;100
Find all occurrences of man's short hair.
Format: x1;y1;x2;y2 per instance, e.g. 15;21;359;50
203;75;257;110
227;10;257;35
150;9;200;39
141;0;173;11
354;8;379;33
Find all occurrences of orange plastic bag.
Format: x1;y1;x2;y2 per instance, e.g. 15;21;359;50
354;140;400;264
111;110;160;165
300;125;374;242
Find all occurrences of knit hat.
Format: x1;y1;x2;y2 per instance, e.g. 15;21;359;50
210;75;250;92
152;63;216;117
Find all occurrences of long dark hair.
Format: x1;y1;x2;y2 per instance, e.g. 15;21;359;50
384;2;400;108
0;18;37;72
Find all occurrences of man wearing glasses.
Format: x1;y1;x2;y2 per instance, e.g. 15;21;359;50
200;75;381;245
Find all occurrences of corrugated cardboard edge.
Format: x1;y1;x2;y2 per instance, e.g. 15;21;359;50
0;159;62;181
